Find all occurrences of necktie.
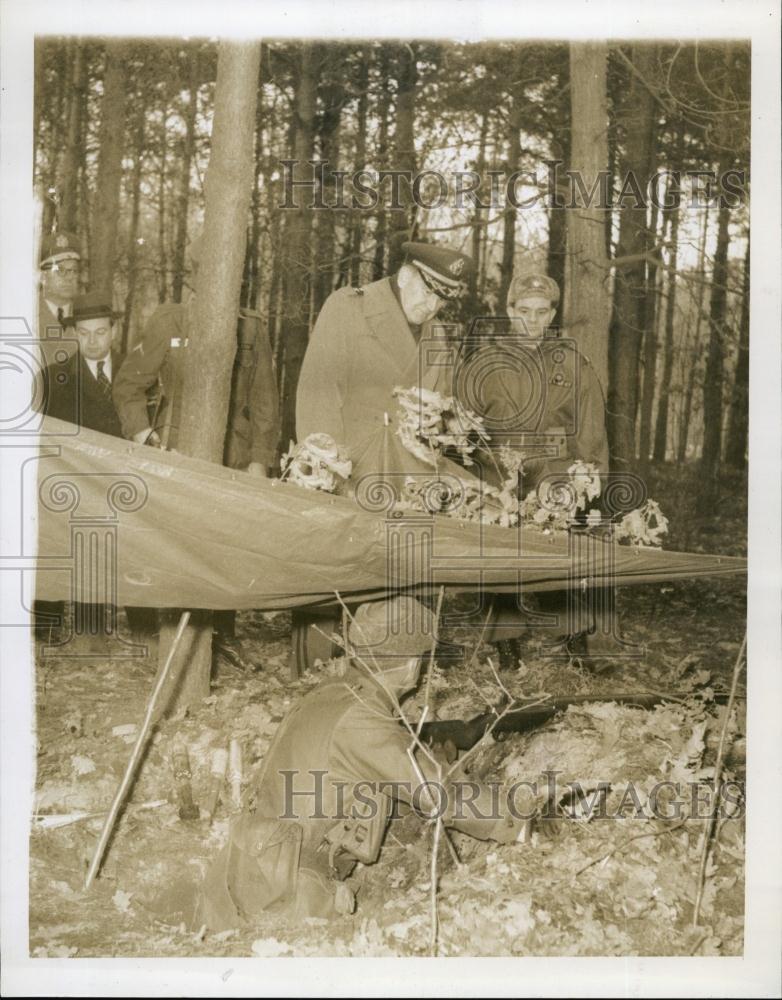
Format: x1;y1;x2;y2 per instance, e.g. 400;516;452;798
96;360;112;399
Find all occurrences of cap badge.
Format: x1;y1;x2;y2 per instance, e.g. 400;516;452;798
56;234;68;248
449;258;465;276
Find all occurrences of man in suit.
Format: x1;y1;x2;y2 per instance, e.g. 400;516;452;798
38;292;154;644
38;231;81;368
43;291;124;436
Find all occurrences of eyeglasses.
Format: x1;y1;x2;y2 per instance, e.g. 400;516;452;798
43;263;80;276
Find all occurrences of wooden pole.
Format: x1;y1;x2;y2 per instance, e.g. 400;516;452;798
84;611;191;889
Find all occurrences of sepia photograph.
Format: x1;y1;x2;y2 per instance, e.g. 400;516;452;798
1;0;780;995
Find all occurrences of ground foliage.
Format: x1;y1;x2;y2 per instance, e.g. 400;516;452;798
29;465;746;958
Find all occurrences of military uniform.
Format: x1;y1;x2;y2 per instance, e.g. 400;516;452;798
37;231;81;368
197;662;528;929
475;332;609;492
112;301;279;469
295;276;451;458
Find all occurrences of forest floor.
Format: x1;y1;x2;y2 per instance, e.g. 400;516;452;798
28;464;748;959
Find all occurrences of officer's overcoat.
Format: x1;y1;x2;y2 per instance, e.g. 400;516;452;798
296;277;451;457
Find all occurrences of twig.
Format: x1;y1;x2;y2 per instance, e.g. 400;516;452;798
420;586;445;728
466;598;495;673
561;819;687;883
692;631;747;927
430;812;443;956
85;611;191;889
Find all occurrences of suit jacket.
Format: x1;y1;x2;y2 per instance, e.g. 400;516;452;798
112;302;280;468
296;277;451;457
42;349;124;439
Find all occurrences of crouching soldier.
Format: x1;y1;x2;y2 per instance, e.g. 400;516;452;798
195;596;534;929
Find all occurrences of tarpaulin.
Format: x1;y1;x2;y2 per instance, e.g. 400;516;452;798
33;417;746;611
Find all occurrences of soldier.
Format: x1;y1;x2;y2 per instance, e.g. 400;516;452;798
38;231;81;367
477;270;609;491
112;233;279;476
467;270;611;669
195;596;534;929
296;240;474;459
112;232;281;666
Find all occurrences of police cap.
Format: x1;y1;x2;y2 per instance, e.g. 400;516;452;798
402;241;474;300
40;231;81;268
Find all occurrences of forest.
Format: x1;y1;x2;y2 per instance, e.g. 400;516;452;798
34;37;750;495
28;36;751;961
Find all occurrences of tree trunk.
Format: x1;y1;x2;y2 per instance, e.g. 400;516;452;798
349;50;369;287
243;79;266;310
723;238;750;470
170;40;260;708
499;102;523;313
652;196;681;462
33;39;47;177
157;93;170;304
605;44;656;471
60;39;85;234
387;43;417;273
564;42;612;393
171;47;200;304
468;111;489;311
637;189;662;467
42;41;69;235
90;41;127;301
313;72;346;315
372;49;392;281
279;42;317;449
677;199;711;462
121;104;146;354
698;172;732;507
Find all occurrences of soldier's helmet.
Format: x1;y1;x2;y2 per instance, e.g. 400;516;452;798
348;596;437;668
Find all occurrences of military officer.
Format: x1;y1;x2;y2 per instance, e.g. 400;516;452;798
38;231;81;368
195;596;534;930
291;241;476;676
296;240;474;460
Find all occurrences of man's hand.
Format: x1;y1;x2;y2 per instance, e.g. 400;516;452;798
246;462;268;479
132;428;161;447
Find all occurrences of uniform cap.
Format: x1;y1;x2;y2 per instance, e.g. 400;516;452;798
348;596;437;666
40;231;81;268
62;291;123;326
508;271;560;307
402;241;474;300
